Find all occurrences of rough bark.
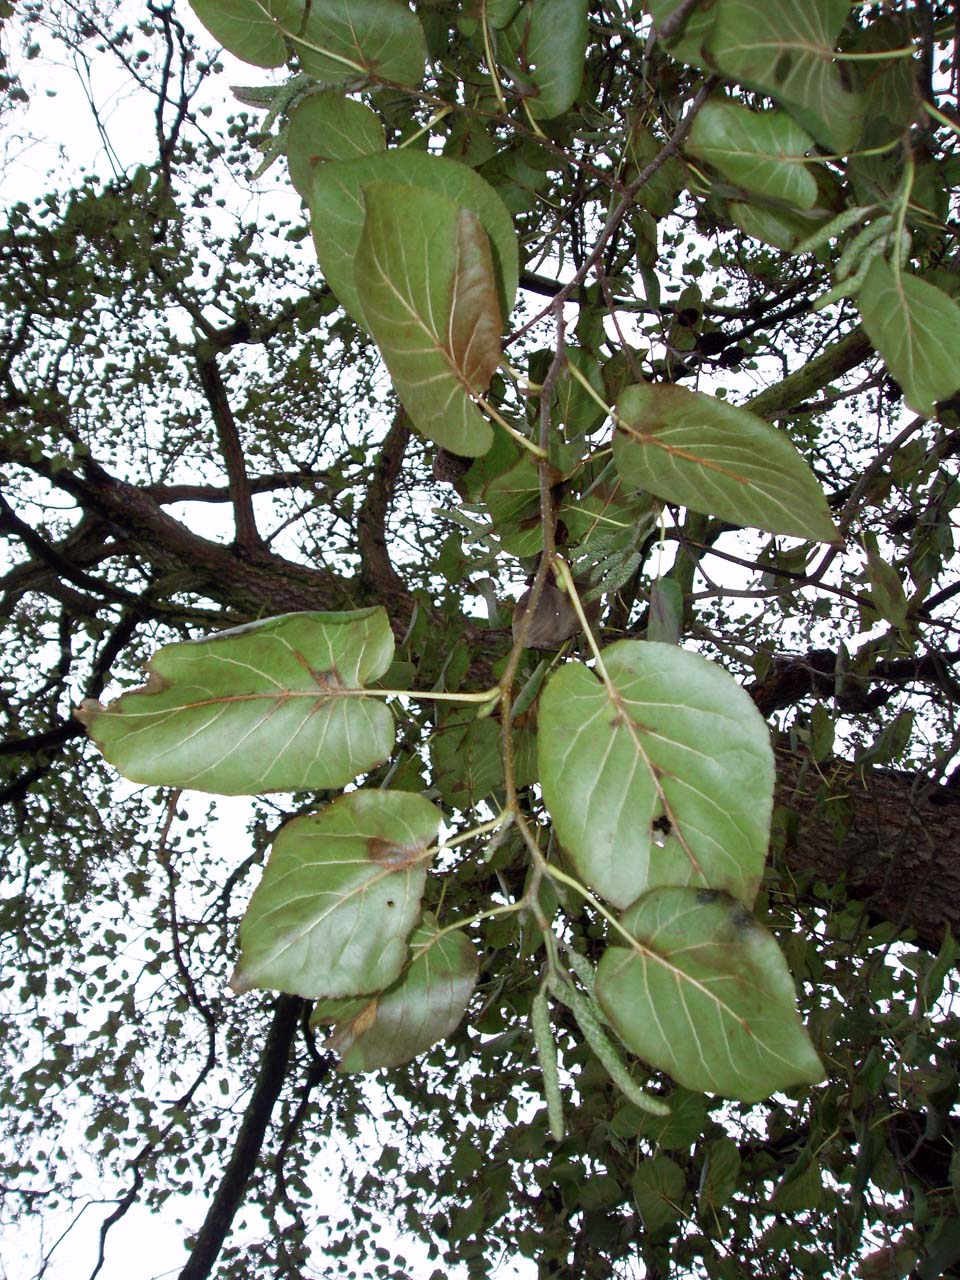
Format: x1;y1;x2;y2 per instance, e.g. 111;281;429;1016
0;430;351;619
775;748;960;950
748;647;960;716
357;406;411;605
196;352;264;554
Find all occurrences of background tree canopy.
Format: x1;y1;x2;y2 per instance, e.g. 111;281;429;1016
3;1;960;1277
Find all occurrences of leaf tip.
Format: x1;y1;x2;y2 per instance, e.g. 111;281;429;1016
228;964;255;996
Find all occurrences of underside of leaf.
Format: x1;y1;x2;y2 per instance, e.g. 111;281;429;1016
355;181;501;456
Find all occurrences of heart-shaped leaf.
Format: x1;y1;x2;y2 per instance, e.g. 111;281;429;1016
311;917;478;1070
688;100;818;210
76;609;395;794
484;454;542;555
190;0;424;86
596;887;826;1101
631;1156;687;1234
538;640;773;910
431;711;503;810
286;91;385;197
310;150;518;329
355;181;501;456
858;260;960;417
231;790;441;998
190;0;300;67
500;0;589;120
613;383;839;542
709;0;864;152
288;0;425;86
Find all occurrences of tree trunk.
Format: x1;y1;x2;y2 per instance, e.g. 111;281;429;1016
775;748;960;950
178;995;304;1280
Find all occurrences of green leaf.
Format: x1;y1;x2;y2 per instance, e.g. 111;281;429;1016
688;100;818;210
860;1243;920;1280
310;150;518;330
632;1156;687;1234
190;0;424;85
771;1154;824;1211
552;347;607;469
190;0;300;68
698;1137;741;1212
355;181;501;456
538;640;774;910
500;0;588;120
286;91;385;197
636;1088;710;1150
855;708;914;767
729;200;826;252
596;887;826;1101
430;710;503;810
848;16;921;146
858;260;960;417
613;383;839;542
560;466;659;558
709;0;865;152
483;0;523;30
810;702;835;762
647;577;683;645
863;532;909;628
484;454;542;556
577;1174;622;1211
76;610;395;794
922;925;957;1009
311;917;478;1070
647;0;718;71
627;120;688;219
461;420;520;500
288;0;425;87
920;1219;960;1280
231;790;440;997
525;346;607;474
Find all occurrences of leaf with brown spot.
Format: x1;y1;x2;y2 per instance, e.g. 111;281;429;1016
597;887;825;1100
368;836;428;871
310;917;479;1071
310;150;518;332
75;609;396;795
74;606;399;788
538;640;773;909
231;790;440;998
354;180;502;456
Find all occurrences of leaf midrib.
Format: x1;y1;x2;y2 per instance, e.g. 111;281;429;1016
252;851;430;974
365;242;475;395
256;0;369;77
107;687;377;719
617;419;754;483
